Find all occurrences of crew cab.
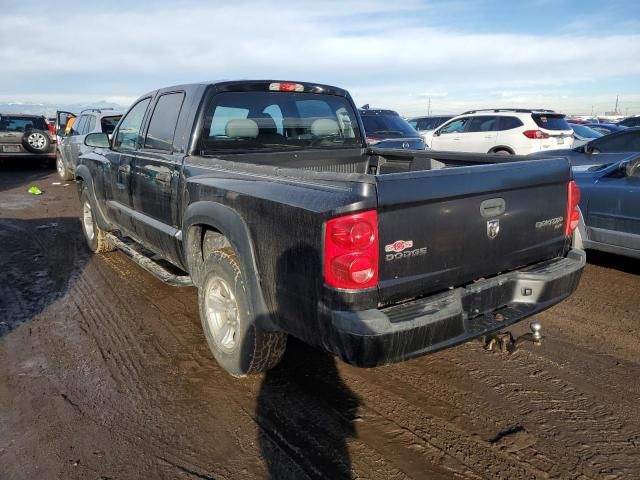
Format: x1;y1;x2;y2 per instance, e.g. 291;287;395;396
77;80;585;377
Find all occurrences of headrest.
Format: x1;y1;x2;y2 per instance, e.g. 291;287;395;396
310;118;339;137
225;119;258;138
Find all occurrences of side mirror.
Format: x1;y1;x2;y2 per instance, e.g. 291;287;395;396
625;160;640;177
434;130;441;137
85;132;110;148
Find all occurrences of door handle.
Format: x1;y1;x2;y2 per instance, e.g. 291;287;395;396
156;172;171;183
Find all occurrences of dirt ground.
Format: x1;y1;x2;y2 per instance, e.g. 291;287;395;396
1;164;639;480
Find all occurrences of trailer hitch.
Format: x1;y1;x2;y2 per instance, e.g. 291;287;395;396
484;322;543;354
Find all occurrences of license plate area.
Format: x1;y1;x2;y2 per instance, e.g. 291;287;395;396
556;137;564;145
2;145;21;153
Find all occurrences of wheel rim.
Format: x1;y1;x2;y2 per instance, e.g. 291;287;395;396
204;275;239;351
56;156;64;176
82;200;95;241
28;132;47;150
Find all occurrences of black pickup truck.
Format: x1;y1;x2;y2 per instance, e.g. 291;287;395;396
78;80;585;377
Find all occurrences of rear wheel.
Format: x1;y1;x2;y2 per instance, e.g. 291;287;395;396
56;152;74;180
198;246;286;377
492;149;513;155
80;188;114;254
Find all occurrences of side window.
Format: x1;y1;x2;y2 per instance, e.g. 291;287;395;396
263;104;284;135
73;115;88;136
209;106;249;136
144;92;185;151
440;117;469;134
591;132;639;153
465;116;497;133
498;116;524;131
86;116;96;133
114;98;151;150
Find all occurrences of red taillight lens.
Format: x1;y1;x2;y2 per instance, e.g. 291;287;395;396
47;123;57;144
325;210;378;289
565;180;581;237
522;129;550;139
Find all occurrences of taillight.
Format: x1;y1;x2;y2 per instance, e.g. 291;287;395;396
268;82;304;92
565;180;581;237
324;210;378;289
522;130;550;139
47;122;57;144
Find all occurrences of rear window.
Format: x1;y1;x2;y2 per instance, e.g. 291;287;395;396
570;124;602;139
199;91;361;153
101;115;122;135
532;114;571;131
361;114;418;138
0;115;47;132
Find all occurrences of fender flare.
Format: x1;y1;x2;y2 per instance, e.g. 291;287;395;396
182;201;280;332
573;206;587;250
74;165;112;231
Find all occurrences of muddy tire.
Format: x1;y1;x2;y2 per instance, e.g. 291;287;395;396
80;188;114;254
198;247;286;377
56;152;74;181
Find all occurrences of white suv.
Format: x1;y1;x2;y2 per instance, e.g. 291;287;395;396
426;109;574;155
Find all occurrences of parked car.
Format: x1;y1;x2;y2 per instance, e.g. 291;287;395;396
407;115;454;145
77;79;584;377
359;108;424;149
55;108;122;180
0;113;56;166
572;156;640;259
530;127;640;166
616;116;640;128
569;123;603;148
584;122;626;135
428;109;574;155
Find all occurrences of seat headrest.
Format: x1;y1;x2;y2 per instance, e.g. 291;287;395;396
225;119;258;138
310;118;339;137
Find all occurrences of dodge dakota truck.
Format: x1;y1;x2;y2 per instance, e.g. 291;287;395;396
78;80;585;377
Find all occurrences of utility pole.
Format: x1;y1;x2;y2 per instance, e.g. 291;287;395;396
427;97;431;116
614;95;619;114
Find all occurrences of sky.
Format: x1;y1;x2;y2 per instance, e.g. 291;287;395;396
1;0;639;116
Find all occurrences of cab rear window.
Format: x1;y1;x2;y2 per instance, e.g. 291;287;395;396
199;91;361;154
532;114;571;131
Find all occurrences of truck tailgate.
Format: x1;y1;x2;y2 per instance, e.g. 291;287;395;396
376;158;571;305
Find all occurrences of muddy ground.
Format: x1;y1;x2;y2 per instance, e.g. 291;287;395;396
0;164;639;480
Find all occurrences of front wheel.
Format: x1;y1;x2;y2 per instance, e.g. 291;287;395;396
198;247;286;377
80;188;114;254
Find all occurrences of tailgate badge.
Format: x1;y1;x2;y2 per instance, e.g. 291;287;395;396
385;240;414;253
487;219;500;239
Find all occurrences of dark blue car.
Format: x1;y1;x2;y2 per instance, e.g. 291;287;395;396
573;156;640;259
583;122;626;135
359;108;424;150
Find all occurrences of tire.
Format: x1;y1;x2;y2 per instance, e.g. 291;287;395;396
492;149;513;155
22;129;51;154
56;152;74;181
198;246;286;377
80;188;115;254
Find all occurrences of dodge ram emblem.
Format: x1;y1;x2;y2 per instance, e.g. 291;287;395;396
402;142;410;149
487;219;500;239
385;240;414;253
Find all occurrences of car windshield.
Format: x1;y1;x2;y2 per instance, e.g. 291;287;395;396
101;115;122;135
570;124;603;139
0;115;47;132
532;113;571;131
360;114;418;138
199;91;361;154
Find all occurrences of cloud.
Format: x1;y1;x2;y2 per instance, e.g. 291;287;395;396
0;0;639;114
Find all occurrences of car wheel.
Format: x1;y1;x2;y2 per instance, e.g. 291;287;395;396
56;153;74;181
198;247;286;377
22;129;51;154
493;149;513;155
80;188;115;254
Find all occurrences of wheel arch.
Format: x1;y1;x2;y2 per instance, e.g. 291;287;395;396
489;145;515;154
182;201;280;332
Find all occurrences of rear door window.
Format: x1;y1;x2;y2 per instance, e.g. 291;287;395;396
144;92;185;151
465;116;497;132
73;115;88;135
497;116;524;131
86;116;96;133
532;114;571;131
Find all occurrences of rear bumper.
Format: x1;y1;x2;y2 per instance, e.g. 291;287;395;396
328;248;585;367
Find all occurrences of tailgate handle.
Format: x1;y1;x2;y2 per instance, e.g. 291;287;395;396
480;198;505;218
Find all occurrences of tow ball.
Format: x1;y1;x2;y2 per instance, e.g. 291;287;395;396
484;322;543;354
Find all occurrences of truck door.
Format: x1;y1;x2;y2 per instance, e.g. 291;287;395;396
106;97;152;234
586;160;640;252
130;91;186;265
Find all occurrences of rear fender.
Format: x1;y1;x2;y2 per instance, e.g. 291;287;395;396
182;201;280;332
